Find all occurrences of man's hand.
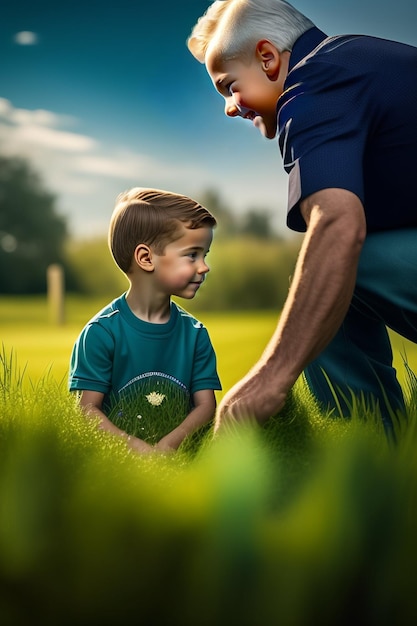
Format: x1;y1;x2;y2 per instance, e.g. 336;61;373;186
214;364;288;433
215;189;366;437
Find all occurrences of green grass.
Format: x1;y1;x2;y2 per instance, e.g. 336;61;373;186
2;296;417;623
1;343;417;624
0;295;281;393
1;294;417;396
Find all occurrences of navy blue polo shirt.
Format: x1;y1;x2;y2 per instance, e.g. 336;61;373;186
277;27;417;233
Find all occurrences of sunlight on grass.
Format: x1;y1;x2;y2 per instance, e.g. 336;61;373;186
1;297;280;392
1;345;417;624
1;296;416;396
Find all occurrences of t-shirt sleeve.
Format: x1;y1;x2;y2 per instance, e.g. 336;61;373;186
191;328;222;394
68;321;115;393
281;57;370;231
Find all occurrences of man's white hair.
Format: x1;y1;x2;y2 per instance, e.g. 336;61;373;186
187;0;314;63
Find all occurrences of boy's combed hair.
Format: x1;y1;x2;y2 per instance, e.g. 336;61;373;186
187;0;314;64
109;187;217;273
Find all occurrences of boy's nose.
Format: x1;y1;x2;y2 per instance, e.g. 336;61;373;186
198;260;210;274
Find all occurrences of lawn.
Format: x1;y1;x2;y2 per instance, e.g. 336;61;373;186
0;295;280;393
2;295;417;624
1;294;416;394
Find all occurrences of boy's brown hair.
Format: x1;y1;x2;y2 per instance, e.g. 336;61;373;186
109;187;217;273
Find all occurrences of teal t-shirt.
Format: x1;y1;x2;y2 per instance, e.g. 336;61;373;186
69;294;221;427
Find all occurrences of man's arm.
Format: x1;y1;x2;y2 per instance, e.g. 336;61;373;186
215;188;367;430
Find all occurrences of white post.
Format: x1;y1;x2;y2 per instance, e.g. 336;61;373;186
47;263;65;325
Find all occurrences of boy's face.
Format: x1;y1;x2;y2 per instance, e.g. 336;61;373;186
152;225;213;300
206;43;284;139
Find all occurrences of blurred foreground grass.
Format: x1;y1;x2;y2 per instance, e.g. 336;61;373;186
1;343;417;625
2;297;417;624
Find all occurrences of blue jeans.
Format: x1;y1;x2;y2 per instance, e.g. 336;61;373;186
304;229;417;430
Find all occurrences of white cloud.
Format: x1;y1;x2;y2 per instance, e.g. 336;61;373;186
0;98;290;239
0;98;12;117
14;31;38;46
11;106;75;128
73;154;155;179
14;124;97;152
0;98;217;238
0;98;93;152
72;149;208;183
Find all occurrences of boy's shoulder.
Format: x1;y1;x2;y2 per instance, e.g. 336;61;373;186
86;294;125;327
173;302;206;330
83;297;207;336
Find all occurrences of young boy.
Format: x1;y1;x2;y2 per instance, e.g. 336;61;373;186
69;187;221;454
187;0;417;434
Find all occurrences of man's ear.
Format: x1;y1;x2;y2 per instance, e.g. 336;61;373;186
255;39;281;79
133;244;154;272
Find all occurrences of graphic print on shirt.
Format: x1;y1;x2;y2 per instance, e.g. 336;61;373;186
106;371;191;444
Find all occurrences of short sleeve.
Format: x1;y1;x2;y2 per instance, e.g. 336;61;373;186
68;322;115;393
279;52;370;231
190;327;222;394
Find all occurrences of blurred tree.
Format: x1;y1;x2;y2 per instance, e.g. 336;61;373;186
66;237;127;296
195;188;238;238
66;235;302;310
196;189;278;240
239;209;275;239
187;236;300;311
0;154;71;294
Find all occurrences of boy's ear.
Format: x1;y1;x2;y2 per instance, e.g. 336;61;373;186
133;244;154;272
255;39;280;79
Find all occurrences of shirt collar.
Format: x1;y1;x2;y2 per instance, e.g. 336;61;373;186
288;26;328;72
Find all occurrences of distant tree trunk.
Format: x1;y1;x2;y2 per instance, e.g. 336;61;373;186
47;264;65;325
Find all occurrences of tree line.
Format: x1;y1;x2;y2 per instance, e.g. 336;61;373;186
0;153;300;308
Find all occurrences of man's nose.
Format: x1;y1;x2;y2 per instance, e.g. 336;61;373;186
224;97;240;117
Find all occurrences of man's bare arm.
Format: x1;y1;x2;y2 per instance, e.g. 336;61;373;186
215;188;366;429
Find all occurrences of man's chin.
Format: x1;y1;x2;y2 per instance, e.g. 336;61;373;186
254;116;276;139
264;128;277;140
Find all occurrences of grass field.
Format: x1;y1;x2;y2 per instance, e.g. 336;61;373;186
0;296;279;395
3;296;417;624
1;294;417;396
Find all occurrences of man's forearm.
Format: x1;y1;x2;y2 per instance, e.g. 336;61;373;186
259;190;366;390
215;191;367;427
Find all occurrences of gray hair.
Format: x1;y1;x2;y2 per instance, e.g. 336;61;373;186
187;0;314;63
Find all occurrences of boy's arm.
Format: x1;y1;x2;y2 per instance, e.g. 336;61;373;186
155;389;216;452
79;390;154;454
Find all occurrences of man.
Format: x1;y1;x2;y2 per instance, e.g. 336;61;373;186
187;0;417;433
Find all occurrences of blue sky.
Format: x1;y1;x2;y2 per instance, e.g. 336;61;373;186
1;0;416;239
